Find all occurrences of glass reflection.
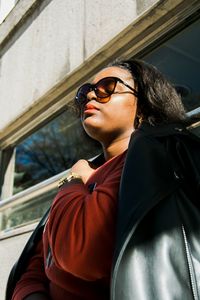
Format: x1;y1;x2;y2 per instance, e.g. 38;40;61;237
143;19;200;113
14;107;101;194
1;188;57;230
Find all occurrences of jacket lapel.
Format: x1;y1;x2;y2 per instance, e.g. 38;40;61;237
113;123;184;266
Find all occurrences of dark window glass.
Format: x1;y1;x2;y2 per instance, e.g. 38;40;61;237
14;107;101;194
143;18;200;112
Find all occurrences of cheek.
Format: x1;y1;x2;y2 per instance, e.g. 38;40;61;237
110;102;136;122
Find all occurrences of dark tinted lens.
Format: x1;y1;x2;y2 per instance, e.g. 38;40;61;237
95;77;117;98
75;83;91;105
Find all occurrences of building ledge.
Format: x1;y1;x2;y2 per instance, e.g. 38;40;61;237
0;0;45;50
0;220;37;240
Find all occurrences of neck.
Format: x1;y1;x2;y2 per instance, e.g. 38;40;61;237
102;131;133;161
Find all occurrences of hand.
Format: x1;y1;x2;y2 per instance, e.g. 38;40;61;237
71;159;96;183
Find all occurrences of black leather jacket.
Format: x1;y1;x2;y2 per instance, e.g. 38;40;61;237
111;122;200;300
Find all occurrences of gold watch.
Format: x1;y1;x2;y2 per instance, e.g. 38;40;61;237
58;172;82;188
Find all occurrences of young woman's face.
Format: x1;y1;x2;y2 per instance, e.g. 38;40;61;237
81;66;138;144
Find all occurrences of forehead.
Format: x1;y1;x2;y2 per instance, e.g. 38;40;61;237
93;66;133;83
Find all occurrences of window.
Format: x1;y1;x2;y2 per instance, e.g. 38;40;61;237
143;18;200;117
14;107;101;194
0;104;101;231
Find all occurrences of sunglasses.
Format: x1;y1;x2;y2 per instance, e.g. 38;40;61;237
75;76;138;107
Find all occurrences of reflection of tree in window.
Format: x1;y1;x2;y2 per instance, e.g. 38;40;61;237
14;110;101;194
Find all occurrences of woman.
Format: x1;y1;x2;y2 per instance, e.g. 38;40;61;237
9;59;200;299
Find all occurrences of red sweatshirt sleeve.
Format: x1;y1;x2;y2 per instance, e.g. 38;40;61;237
12;239;50;300
46;155;124;281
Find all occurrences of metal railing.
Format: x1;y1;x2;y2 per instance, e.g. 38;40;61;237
0;169;70;232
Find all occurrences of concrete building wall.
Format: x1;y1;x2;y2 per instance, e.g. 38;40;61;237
0;0;158;132
0;225;35;299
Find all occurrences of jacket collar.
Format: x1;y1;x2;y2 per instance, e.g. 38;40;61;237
135;121;187;137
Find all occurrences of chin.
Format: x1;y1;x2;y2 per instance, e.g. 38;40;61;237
82;123;102;141
84;128;101;141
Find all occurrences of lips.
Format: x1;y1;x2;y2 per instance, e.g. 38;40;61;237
84;103;99;113
85;103;99;110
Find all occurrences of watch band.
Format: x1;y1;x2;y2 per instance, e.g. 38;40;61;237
58;172;83;188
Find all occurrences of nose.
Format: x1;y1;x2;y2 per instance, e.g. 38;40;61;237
87;89;97;101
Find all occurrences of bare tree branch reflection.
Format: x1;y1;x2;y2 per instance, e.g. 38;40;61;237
14;108;101;194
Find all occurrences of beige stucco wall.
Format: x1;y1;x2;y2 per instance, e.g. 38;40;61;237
0;0;158;132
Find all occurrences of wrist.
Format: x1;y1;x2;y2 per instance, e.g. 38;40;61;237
58;172;83;188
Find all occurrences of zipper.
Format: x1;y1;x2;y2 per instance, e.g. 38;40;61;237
46;245;53;268
182;224;199;300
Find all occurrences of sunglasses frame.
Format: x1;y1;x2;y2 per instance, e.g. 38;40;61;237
75;76;138;107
